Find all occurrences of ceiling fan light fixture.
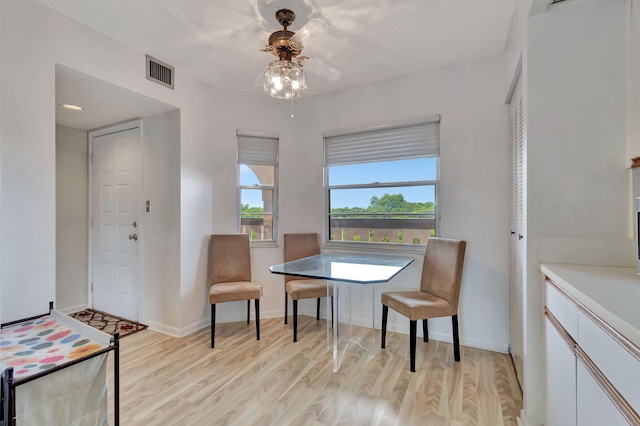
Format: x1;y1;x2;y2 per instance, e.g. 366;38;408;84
263;60;307;100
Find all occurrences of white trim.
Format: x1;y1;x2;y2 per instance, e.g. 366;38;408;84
88;119;143;321
145;308;282;338
505;54;523;105
322;114;441;139
58;304;90;315
236;129;280;139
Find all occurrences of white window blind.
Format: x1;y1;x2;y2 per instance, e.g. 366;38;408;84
237;135;278;166
325;121;440;166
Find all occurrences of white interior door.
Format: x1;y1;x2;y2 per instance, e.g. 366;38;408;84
91;125;141;321
509;75;525;386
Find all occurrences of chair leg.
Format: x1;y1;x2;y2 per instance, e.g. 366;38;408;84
381;304;388;349
293;300;298;342
255;299;260;341
410;320;417;372
284;292;288;324
247;300;250;324
210;304;216;348
316;298;321;320
452;315;460;362
330;297;334;327
423;318;429;342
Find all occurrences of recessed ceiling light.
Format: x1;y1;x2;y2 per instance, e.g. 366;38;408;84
59;104;84;111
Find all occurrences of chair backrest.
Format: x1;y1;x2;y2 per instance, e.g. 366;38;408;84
283;233;320;284
210;234;251;285
420;237;466;313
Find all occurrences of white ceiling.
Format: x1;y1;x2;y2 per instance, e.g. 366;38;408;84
56;65;177;131
40;0;517;97
43;0;518;130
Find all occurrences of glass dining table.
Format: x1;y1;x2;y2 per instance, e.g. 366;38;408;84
269;252;414;372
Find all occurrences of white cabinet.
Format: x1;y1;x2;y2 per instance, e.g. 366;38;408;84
543;275;640;425
545;315;576;426
576;360;629;426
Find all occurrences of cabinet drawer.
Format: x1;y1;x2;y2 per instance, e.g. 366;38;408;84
578;310;640;415
576;359;630;426
546;280;578;340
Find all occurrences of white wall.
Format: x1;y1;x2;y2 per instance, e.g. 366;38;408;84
527;1;628;425
284;52;512;352
56;125;88;312
140;110;182;330
1;0;512;353
0;0;287;329
628;0;640;160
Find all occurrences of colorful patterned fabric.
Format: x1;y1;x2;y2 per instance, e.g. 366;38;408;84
1;312;109;380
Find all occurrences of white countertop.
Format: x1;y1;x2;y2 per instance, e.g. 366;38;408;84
540;263;640;348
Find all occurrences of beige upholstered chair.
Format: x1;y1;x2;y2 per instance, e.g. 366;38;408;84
381;237;466;372
209;234;261;348
283;233;328;342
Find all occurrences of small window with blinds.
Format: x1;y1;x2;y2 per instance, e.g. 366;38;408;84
237;133;278;243
324;121;439;247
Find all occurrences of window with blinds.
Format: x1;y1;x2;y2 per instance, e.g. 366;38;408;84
324;121;440;247
237;134;278;243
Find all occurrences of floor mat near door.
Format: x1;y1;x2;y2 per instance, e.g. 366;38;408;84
70;309;148;338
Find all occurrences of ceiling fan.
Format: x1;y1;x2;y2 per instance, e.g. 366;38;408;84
260;8;340;100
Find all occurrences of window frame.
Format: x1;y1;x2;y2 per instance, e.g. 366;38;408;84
237;133;279;247
323;122;440;252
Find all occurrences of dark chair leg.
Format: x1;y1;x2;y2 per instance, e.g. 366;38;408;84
381;304;388;348
423;318;429;342
316;298;321;320
284;292;288;324
452;315;460;362
293;300;298;342
410;320;417;372
255;299;260;341
247;300;250;324
210;304;216;348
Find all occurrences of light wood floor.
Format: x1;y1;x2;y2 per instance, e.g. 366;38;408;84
108;316;522;426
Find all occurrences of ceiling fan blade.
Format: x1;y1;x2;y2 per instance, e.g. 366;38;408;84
304;57;340;81
158;0;217;45
290;18;328;50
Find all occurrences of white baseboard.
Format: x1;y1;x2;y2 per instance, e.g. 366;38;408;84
143;309;508;353
516;409;526;426
58;304;89;315
144;309;283;338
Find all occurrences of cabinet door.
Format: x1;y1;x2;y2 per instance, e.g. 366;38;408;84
545;317;576;426
577;360;629;426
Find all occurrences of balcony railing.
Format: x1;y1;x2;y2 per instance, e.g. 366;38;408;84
329;213;435;244
240;213;435;244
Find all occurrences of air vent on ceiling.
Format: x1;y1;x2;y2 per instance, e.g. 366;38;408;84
146;55;174;90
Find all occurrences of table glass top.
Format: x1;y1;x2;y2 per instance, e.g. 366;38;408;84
269;253;414;284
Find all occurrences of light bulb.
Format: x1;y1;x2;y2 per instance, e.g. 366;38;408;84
292;80;300;90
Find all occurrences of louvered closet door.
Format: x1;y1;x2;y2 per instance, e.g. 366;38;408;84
509;76;525;386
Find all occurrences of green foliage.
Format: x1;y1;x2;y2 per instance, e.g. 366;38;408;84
369;228;373;242
341;228;346;241
241;204;264;218
430;229;436;237
354;235;361;242
331;193;434;216
398;229;403;244
412;237;420;244
382;236;389;243
250;230;256;240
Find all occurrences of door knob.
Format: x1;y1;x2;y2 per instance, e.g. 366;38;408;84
129;234;138;241
132;221;138;228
